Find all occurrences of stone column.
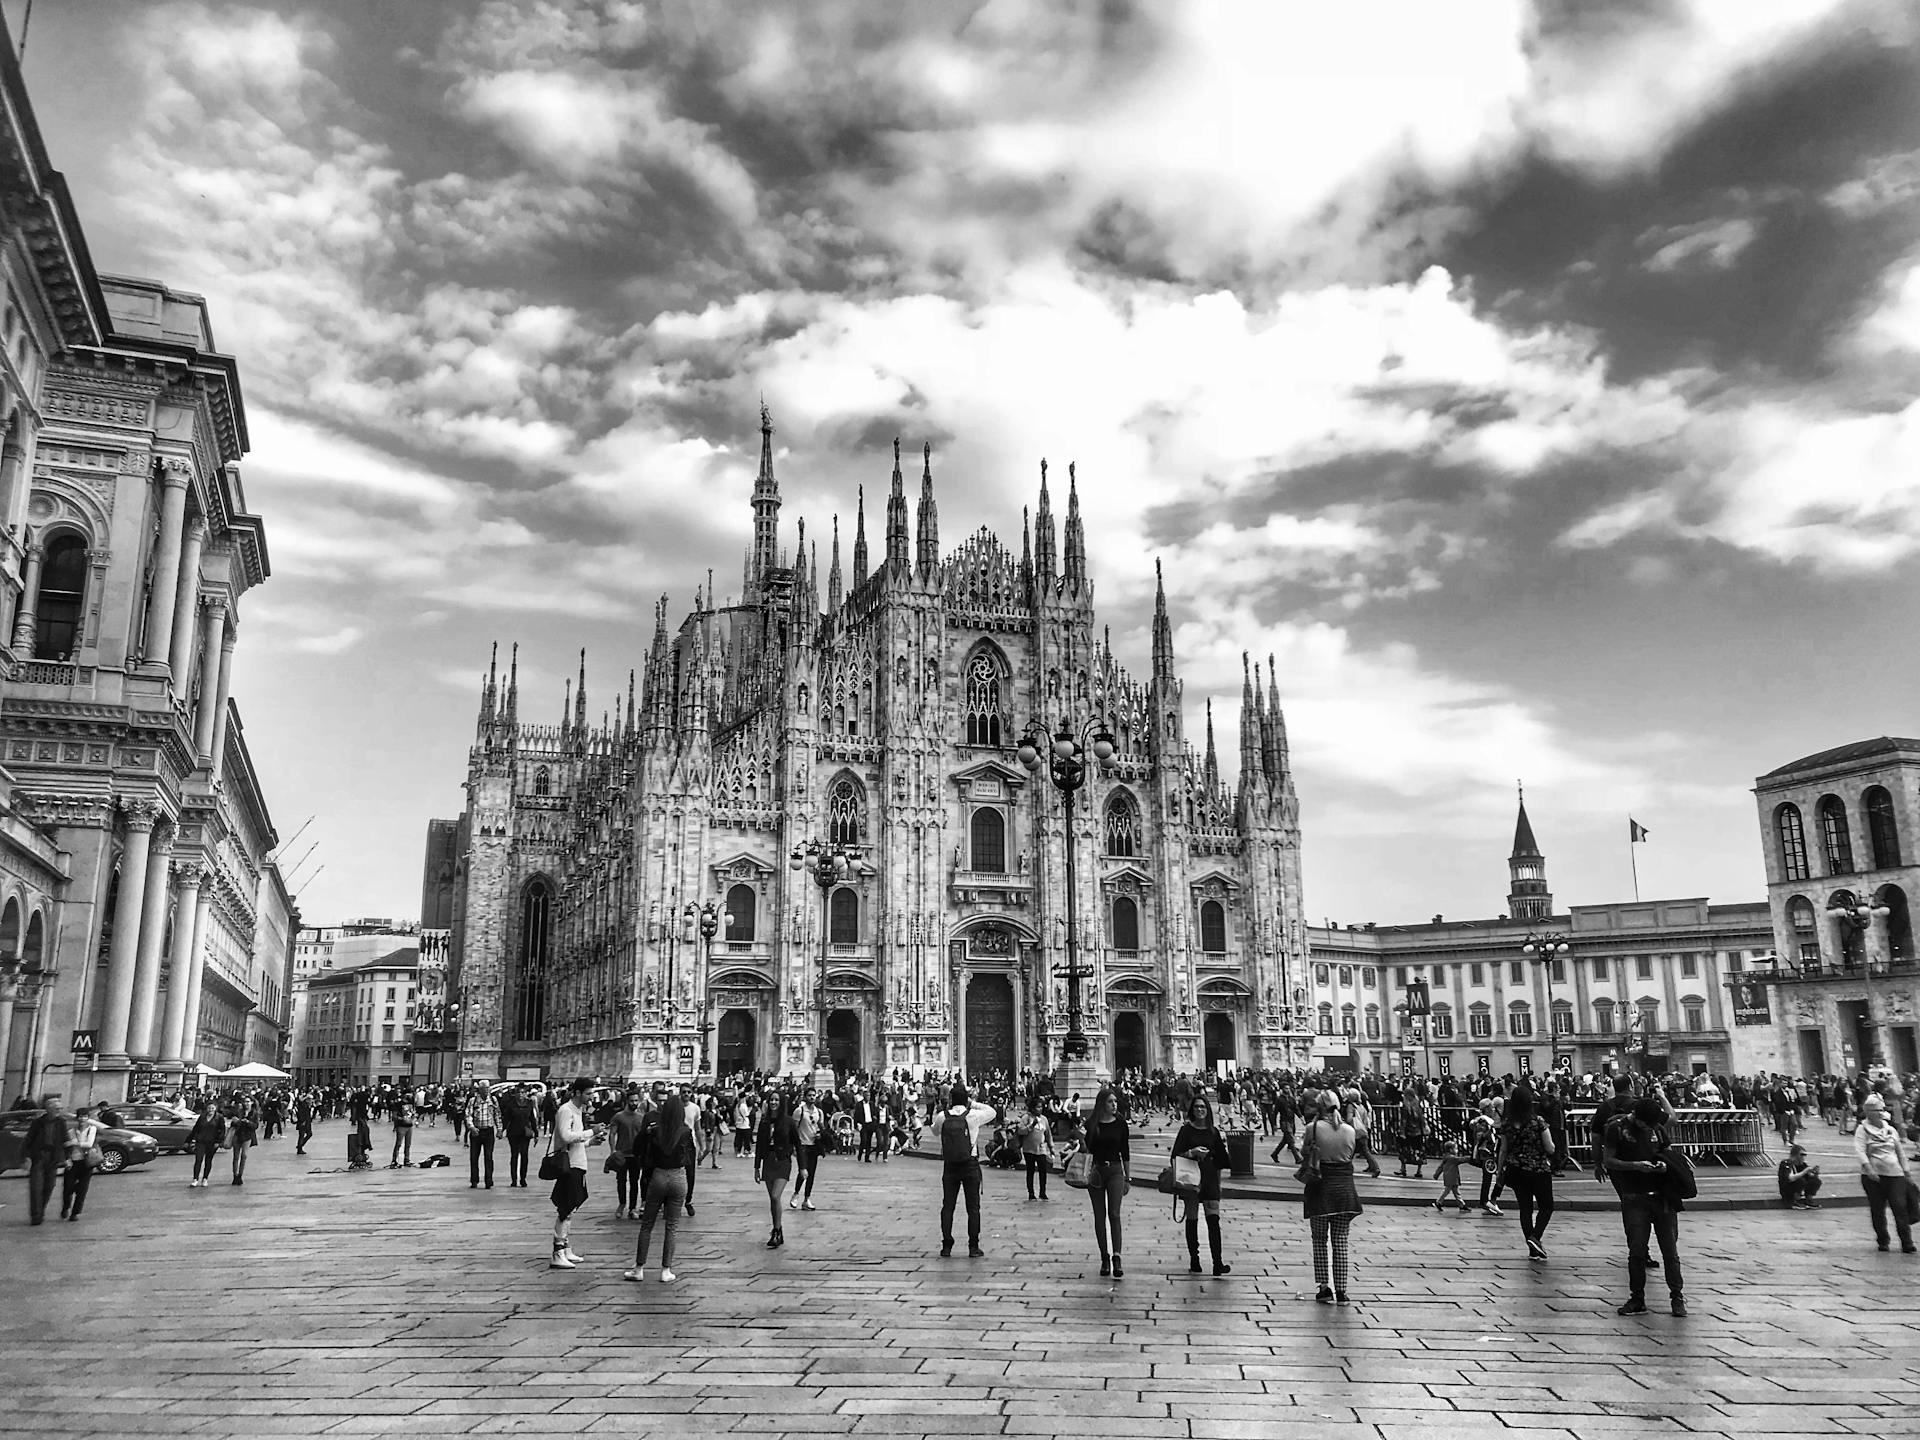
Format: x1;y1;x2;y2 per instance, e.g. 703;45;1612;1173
96;800;159;1058
139;461;192;674
0;971;17;1100
192;597;228;762
165;517;206;684
10;539;42;652
179;890;214;1064
126;821;176;1058
157;862;205;1063
0;430;24;536
207;631;238;779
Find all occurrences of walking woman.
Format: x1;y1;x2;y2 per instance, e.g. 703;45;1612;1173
1854;1094;1915;1252
627;1092;697;1283
1493;1084;1559;1259
187;1099;224;1188
227;1102;259;1186
1019;1101;1056;1202
755;1090;798;1248
389;1092;415;1168
1171;1095;1233;1277
1300;1089;1366;1303
547;1077;605;1270
1077;1088;1131;1277
61;1104;101;1221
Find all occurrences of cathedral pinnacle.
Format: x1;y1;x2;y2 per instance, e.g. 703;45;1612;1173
915;440;939;575
885;437;910;574
828;513;844;612
1034;459;1056;583
1063;461;1087;590
505;641;519;728
853;484;869;584
574;648;588;734
750;403;781;595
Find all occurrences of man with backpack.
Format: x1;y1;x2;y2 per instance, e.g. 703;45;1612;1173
936;1082;1000;1258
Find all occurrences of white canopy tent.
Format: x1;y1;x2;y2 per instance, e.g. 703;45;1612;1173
215;1062;290;1081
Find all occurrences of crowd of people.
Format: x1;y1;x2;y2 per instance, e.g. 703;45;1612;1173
10;1060;1915;1309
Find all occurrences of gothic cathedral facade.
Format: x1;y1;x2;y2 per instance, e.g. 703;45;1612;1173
439;412;1307;1083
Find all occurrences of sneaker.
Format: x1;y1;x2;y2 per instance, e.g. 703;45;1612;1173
940;1243;953;1258
1315;1286;1334;1304
623;1268;645;1282
549;1251;577;1270
1334;1291;1349;1303
1213;1262;1232;1277
1617;1298;1647;1315
659;1268;676;1283
562;1248;585;1265
1670;1297;1688;1316
1482;1203;1503;1217
1457;1202;1471;1214
801;1200;816;1211
1526;1239;1545;1261
1430;1199;1443;1213
968;1246;985;1258
789;1197;800;1210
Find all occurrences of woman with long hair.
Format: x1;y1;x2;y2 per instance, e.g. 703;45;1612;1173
1493;1083;1559;1260
1171;1095;1232;1277
755;1089;799;1248
1077;1088;1131;1277
627;1093;697;1284
187;1099;223;1188
1300;1089;1366;1303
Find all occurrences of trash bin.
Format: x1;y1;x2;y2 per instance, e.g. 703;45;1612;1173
1225;1129;1255;1177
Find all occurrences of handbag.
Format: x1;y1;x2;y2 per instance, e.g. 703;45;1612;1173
1294;1121;1321;1186
537;1130;564;1182
1063;1151;1095;1190
1663;1147;1697;1203
85;1145;104;1168
1172;1155;1202;1197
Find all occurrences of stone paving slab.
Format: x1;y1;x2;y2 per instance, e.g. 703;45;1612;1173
0;1118;1912;1440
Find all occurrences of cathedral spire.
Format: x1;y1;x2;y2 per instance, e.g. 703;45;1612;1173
504;642;519;729
626;668;637;736
852;484;869;584
1203;698;1220;790
575;648;587;734
1237;650;1262;797
642;599;670;740
1507;784;1553;920
1267;653;1289;786
478;641;498;741
1151;559;1175;685
750;402;781;594
1063;461;1087;590
885;437;910;575
828;514;844;613
916;440;939;575
562;677;572;733
1034;459;1056;585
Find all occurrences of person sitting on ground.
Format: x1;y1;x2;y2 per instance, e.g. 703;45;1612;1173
1776;1142;1821;1208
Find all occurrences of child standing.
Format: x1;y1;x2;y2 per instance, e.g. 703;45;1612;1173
1431;1137;1469;1213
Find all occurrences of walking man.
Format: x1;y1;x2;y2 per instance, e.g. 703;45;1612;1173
790;1088;824;1211
293;1093;314;1155
936;1083;999;1258
466;1080;501;1189
21;1094;68;1225
500;1082;537;1188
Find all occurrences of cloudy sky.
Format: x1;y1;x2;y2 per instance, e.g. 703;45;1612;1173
17;0;1919;928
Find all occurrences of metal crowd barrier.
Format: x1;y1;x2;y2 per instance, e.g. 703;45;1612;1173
1360;1103;1772;1169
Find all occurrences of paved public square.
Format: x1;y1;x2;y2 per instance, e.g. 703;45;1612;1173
1;1122;1914;1440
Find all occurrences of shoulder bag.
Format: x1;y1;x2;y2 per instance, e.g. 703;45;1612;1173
1294;1121;1321;1186
1663;1144;1697;1203
537;1126;564;1182
1172;1155;1202;1197
1063;1150;1094;1190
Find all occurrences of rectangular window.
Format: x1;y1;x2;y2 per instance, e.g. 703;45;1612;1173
1510;1010;1533;1038
1684;1003;1705;1032
1681;953;1698;978
1339;965;1352;987
1361;967;1376;987
1317;1012;1333;1036
1509;961;1524;984
1431;1013;1455;1038
1799;942;1820;966
1469;964;1484;987
1341;1013;1357;1037
1552;1009;1574;1036
1469;1011;1492;1038
384;1005;395;1020
1550;958;1566;985
1315;964;1329;986
1594;1008;1614;1036
1635;956;1653;980
1394;967;1406;986
1726;951;1744;973
1365;1013;1381;1039
1590;957;1608;981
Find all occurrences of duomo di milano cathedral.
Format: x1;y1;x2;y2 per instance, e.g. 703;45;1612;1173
439;410;1305;1083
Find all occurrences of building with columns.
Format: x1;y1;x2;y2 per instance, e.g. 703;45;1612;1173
434;412;1307;1084
1305;795;1773;1080
0;15;286;1106
1746;736;1920;1078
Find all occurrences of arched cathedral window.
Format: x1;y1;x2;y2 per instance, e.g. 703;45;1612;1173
964;652;1002;747
533;767;550;797
1105;792;1140;857
828;776;864;846
513;879;552;1043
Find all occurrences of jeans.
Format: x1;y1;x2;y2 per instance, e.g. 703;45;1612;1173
1088;1160;1127;1257
1618;1190;1683;1300
1505;1172;1555;1242
507;1132;532;1186
26;1156;58;1223
391;1125;413;1166
614;1155;643;1209
636;1168;688;1268
1862;1174;1915;1249
1479;1164;1504;1207
295;1123;312;1153
192;1145;219;1182
61;1160;93;1218
796;1145;819;1199
1024;1152;1049;1198
470;1127;496;1186
940;1160;983;1249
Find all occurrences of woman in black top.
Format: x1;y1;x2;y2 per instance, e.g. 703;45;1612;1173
1171;1096;1233;1276
627;1095;697;1284
1076;1088;1132;1278
755;1090;799;1249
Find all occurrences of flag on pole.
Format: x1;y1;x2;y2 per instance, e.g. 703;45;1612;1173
1629;818;1649;843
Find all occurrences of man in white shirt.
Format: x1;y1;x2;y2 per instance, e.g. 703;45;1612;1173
936;1083;1000;1258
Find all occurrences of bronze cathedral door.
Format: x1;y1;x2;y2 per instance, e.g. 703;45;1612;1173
964;973;1015;1079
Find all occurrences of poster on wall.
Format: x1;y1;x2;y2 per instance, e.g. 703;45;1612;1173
1730;980;1772;1027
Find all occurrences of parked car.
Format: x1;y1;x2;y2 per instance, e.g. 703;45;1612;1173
97;1101;197;1154
0;1109;161;1174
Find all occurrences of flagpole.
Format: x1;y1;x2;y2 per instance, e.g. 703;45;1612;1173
1630;838;1639;902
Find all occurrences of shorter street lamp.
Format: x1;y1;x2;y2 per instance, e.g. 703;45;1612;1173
1017;717;1116;1067
790;839;874;1074
1521;931;1571;1071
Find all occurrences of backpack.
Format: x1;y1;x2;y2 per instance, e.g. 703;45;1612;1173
940;1110;973;1163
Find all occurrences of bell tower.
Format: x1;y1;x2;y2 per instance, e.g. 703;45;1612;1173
1507;784;1553;920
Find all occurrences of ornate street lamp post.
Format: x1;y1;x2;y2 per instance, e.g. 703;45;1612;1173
1827;892;1892;1068
789;838;874;1084
1521;930;1571;1074
684;900;719;1078
1018;716;1115;1084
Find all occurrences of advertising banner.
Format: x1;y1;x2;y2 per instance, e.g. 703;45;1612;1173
1730;979;1772;1027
